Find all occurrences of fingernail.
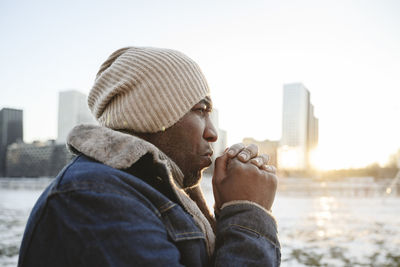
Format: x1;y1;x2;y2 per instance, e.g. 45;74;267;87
239;152;247;160
228;150;235;156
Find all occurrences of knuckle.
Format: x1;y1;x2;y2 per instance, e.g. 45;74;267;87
232;143;245;150
262;164;276;173
247;144;258;153
250;157;262;166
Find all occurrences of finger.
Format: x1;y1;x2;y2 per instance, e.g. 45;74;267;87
213;152;230;184
259;154;270;165
250;157;263;168
237;144;258;162
250;154;269;167
213;152;232;210
212;182;222;210
261;164;276;174
227;143;245;158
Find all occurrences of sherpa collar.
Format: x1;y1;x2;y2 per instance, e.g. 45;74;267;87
66;124;215;256
67;124;185;187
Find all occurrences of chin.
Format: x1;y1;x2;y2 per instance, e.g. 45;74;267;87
183;170;203;188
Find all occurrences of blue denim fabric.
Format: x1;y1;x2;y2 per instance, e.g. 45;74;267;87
215;204;281;267
18;155;280;266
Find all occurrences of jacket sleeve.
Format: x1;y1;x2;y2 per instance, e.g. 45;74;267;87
213;202;281;267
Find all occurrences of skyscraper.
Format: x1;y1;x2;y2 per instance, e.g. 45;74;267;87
0;108;23;176
279;83;318;169
57;90;96;144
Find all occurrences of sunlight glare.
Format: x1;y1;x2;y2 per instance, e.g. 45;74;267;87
309;145;393;170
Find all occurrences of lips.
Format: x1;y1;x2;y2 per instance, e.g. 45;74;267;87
203;150;213;158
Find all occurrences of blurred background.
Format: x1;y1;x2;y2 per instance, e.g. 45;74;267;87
1;0;399;266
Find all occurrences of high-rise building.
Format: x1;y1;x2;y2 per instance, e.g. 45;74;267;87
0;108;23;176
279;83;318;169
57;90;96;144
6;140;73;177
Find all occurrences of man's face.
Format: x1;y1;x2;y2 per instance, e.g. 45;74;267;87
142;97;218;187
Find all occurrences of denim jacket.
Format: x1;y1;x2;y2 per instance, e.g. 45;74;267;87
18;126;280;266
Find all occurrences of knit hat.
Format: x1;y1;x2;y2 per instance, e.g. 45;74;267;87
88;47;210;133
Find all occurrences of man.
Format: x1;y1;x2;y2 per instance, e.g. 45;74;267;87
18;47;280;266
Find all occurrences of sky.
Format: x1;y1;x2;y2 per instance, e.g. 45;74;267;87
1;0;399;170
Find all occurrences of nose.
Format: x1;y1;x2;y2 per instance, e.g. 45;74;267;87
204;116;218;142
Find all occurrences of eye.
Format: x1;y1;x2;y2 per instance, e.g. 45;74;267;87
192;101;212;117
195;107;207;115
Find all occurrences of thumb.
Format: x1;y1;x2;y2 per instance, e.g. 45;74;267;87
213;151;230;184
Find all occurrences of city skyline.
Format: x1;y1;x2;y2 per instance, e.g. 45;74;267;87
1;1;399;169
2;82;398;172
1;80;399;170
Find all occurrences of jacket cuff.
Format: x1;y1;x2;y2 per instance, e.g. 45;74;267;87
221;200;271;214
217;202;280;248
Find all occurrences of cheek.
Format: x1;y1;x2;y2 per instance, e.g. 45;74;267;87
173;115;206;153
180;133;198;152
180;117;203;132
187;127;204;150
171;130;197;152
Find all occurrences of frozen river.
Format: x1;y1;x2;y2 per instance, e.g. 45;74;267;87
1;177;400;266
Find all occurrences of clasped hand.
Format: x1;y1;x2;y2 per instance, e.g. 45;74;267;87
212;143;277;212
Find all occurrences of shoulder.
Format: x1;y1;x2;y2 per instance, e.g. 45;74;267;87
52;155;151;195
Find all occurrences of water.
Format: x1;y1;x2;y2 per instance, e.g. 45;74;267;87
0;178;52;267
1;177;400;267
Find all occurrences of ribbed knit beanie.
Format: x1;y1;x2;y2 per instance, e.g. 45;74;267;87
88;47;210;133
